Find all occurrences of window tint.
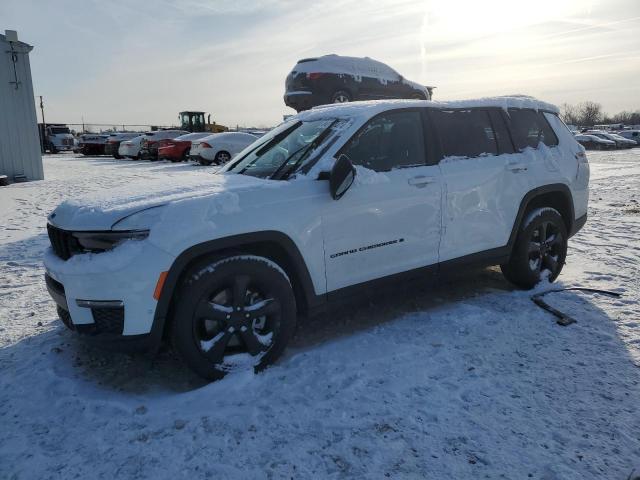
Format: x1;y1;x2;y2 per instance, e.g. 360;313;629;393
341;111;426;171
508;109;559;150
430;109;498;158
488;110;515;154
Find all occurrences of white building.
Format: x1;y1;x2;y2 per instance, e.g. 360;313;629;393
0;30;43;182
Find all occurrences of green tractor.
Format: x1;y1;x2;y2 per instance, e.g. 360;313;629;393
178;111;228;134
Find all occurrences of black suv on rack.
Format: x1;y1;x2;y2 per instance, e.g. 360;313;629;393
284;54;433;112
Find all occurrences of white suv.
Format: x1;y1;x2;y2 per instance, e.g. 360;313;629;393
44;97;589;380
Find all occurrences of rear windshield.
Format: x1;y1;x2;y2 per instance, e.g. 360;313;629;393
50;127;70;134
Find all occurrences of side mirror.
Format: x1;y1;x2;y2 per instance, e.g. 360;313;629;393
330;154;356;200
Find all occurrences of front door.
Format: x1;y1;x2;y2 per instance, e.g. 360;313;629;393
322;109;442;292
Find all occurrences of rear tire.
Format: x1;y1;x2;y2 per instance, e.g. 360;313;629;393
500;208;568;289
214;151;231;165
330;90;352;104
171;255;297;380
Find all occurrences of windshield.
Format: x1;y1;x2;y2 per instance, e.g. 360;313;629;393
224;118;338;179
51;127;70;134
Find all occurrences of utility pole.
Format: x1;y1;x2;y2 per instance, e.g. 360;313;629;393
38;96;46;153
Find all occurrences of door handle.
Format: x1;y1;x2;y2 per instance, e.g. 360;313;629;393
507;162;527;172
408;176;436;187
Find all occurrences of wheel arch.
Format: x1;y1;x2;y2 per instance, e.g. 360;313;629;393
508;183;575;249
150;231;321;346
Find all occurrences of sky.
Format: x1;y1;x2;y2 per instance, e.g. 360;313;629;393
2;0;640;129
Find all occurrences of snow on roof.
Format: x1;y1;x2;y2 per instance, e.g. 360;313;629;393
291;54;427;92
294;54;396;76
296;96;559;122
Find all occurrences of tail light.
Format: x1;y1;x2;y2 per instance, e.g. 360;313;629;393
200;142;212;149
307;72;324;80
576;151;588;163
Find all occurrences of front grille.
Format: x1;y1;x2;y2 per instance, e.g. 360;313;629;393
92;307;125;335
47;224;82;260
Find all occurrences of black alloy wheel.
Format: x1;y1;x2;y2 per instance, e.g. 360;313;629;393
171;255;296;380
331;90;352;104
501;208;568;289
214;151;231;165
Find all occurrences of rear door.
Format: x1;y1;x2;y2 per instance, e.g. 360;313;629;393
322;109;442;292
432;108;524;261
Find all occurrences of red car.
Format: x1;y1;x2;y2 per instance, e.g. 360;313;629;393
157;133;212;162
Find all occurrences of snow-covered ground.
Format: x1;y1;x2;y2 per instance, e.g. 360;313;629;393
1;152;639;479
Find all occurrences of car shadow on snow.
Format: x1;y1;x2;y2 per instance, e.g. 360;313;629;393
291;266;512;351
4;262;638;400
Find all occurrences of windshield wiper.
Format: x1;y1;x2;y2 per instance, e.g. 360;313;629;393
270;120;338;180
255;121;302;157
236;121;302;174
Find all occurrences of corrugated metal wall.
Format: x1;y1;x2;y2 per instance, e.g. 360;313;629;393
0;33;43;182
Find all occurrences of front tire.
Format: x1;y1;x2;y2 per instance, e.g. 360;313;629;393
171;255;297;380
501;208;568;289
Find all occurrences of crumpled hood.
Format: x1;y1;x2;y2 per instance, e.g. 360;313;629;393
48;173;275;231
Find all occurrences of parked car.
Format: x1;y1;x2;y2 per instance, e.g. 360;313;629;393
105;132;144;159
189;132;257;165
138;130;190;160
157;132;212;162
574;134;616;150
585;130;636;149
608;133;637;148
78;134;109;155
284;54;433;112
44;96;589;380
118;135;146;160
616;130;640;145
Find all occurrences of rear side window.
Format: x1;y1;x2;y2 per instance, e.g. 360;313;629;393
341;110;426;172
508;109;558;150
430;109;498;158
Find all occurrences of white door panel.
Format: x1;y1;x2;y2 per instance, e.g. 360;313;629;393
323;165;442;291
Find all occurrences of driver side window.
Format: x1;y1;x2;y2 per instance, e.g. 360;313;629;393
341;111;426;172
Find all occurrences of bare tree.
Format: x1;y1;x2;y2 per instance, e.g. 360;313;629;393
578;101;603;126
560;103;580;125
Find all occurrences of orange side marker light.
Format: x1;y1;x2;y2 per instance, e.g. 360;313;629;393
153;271;169;300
